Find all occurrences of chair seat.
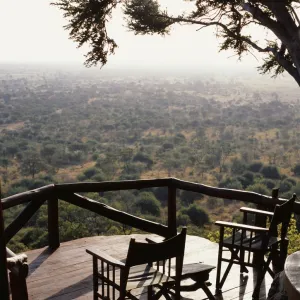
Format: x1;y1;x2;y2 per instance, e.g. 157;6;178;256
103;264;175;291
180;263;215;281
223;231;280;251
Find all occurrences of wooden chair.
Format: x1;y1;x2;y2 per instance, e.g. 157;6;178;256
86;227;186;300
215;194;296;299
145;238;216;300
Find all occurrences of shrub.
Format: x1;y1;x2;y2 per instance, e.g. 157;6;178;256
219;177;243;190
292;164;300;176
206;197;224;209
260;165;281;179
292;182;300;196
237;171;255;188
92;172;106;182
83;167;99;179
262;179;276;189
280;180;293;193
135;192;161;216
133;152;153;166
153;187;168;205
246;183;269;195
162;143;174;151
248;162;263;173
242;171;255;184
177;213;190;226
231;158;247;174
180;190;203;206
186;204;210;227
285;178;297;186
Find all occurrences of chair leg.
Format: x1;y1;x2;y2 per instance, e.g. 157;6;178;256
252;255;272;299
201;283;216;300
174;280;181;300
216;236;223;292
148;286;153;300
92;257;98;300
278;239;289;272
219;259;234;289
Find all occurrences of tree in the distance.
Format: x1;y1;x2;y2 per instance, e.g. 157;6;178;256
53;0;300;86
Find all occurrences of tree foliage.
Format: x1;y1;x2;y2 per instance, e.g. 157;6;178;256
53;0;300;85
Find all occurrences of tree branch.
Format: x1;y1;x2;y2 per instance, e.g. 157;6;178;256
242;3;291;45
156;14;269;53
269;48;300;85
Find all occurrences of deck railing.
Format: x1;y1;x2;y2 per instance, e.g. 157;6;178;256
1;177;299;300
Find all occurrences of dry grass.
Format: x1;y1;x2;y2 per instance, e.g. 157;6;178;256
142;128;170;138
56;161;96;182
254;128;278;141
87;97;98;104
180;130;196;141
205;127;219;141
0;122;24;132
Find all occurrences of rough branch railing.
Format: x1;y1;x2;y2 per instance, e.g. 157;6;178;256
1;177;300;300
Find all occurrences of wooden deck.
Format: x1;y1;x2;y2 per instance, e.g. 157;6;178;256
25;235;272;300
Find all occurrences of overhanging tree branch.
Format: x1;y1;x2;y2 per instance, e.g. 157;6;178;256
53;0;300;86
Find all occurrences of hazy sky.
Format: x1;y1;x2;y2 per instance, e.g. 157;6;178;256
0;0;272;71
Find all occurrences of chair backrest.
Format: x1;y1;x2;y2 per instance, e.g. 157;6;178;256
268;194;296;240
125;227;187;268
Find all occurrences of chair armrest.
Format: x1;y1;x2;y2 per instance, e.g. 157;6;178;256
145;237;165;244
86;249;125;268
145;238;156;244
240;207;274;217
215;221;268;233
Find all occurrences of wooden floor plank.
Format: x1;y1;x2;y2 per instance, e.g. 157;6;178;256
24;234;272;300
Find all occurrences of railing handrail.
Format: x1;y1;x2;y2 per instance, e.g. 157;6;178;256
2;177;300;212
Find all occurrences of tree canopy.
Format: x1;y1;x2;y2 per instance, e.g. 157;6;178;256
53;0;300;85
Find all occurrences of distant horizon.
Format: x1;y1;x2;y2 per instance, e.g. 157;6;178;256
0;61;265;75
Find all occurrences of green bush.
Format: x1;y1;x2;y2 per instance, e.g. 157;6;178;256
180;190;203;206
248;162;263;173
219;177;243;190
292;164;300;176
280;180;293;193
262;179;276;189
133;152;153;166
260;165;281;179
92;172;106;182
186;204;210;227
246;183;269;195
177;213;190;226
206;197;224;209
292;182;300;196
285;178;297;186
135;192;161;216
83;167;99;179
231;158;247;174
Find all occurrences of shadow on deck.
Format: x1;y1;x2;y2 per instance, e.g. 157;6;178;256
25;235;272;300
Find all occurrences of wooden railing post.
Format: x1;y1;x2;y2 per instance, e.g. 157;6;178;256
48;197;60;249
0;201;10;300
168;185;177;237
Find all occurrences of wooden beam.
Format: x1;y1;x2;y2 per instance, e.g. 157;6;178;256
3;178;299;213
48;197;60;249
54;178;170;193
168;184;177;237
173;178;300;213
4;198;46;243
2;184;54;210
0;199;9;300
58;192;170;237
